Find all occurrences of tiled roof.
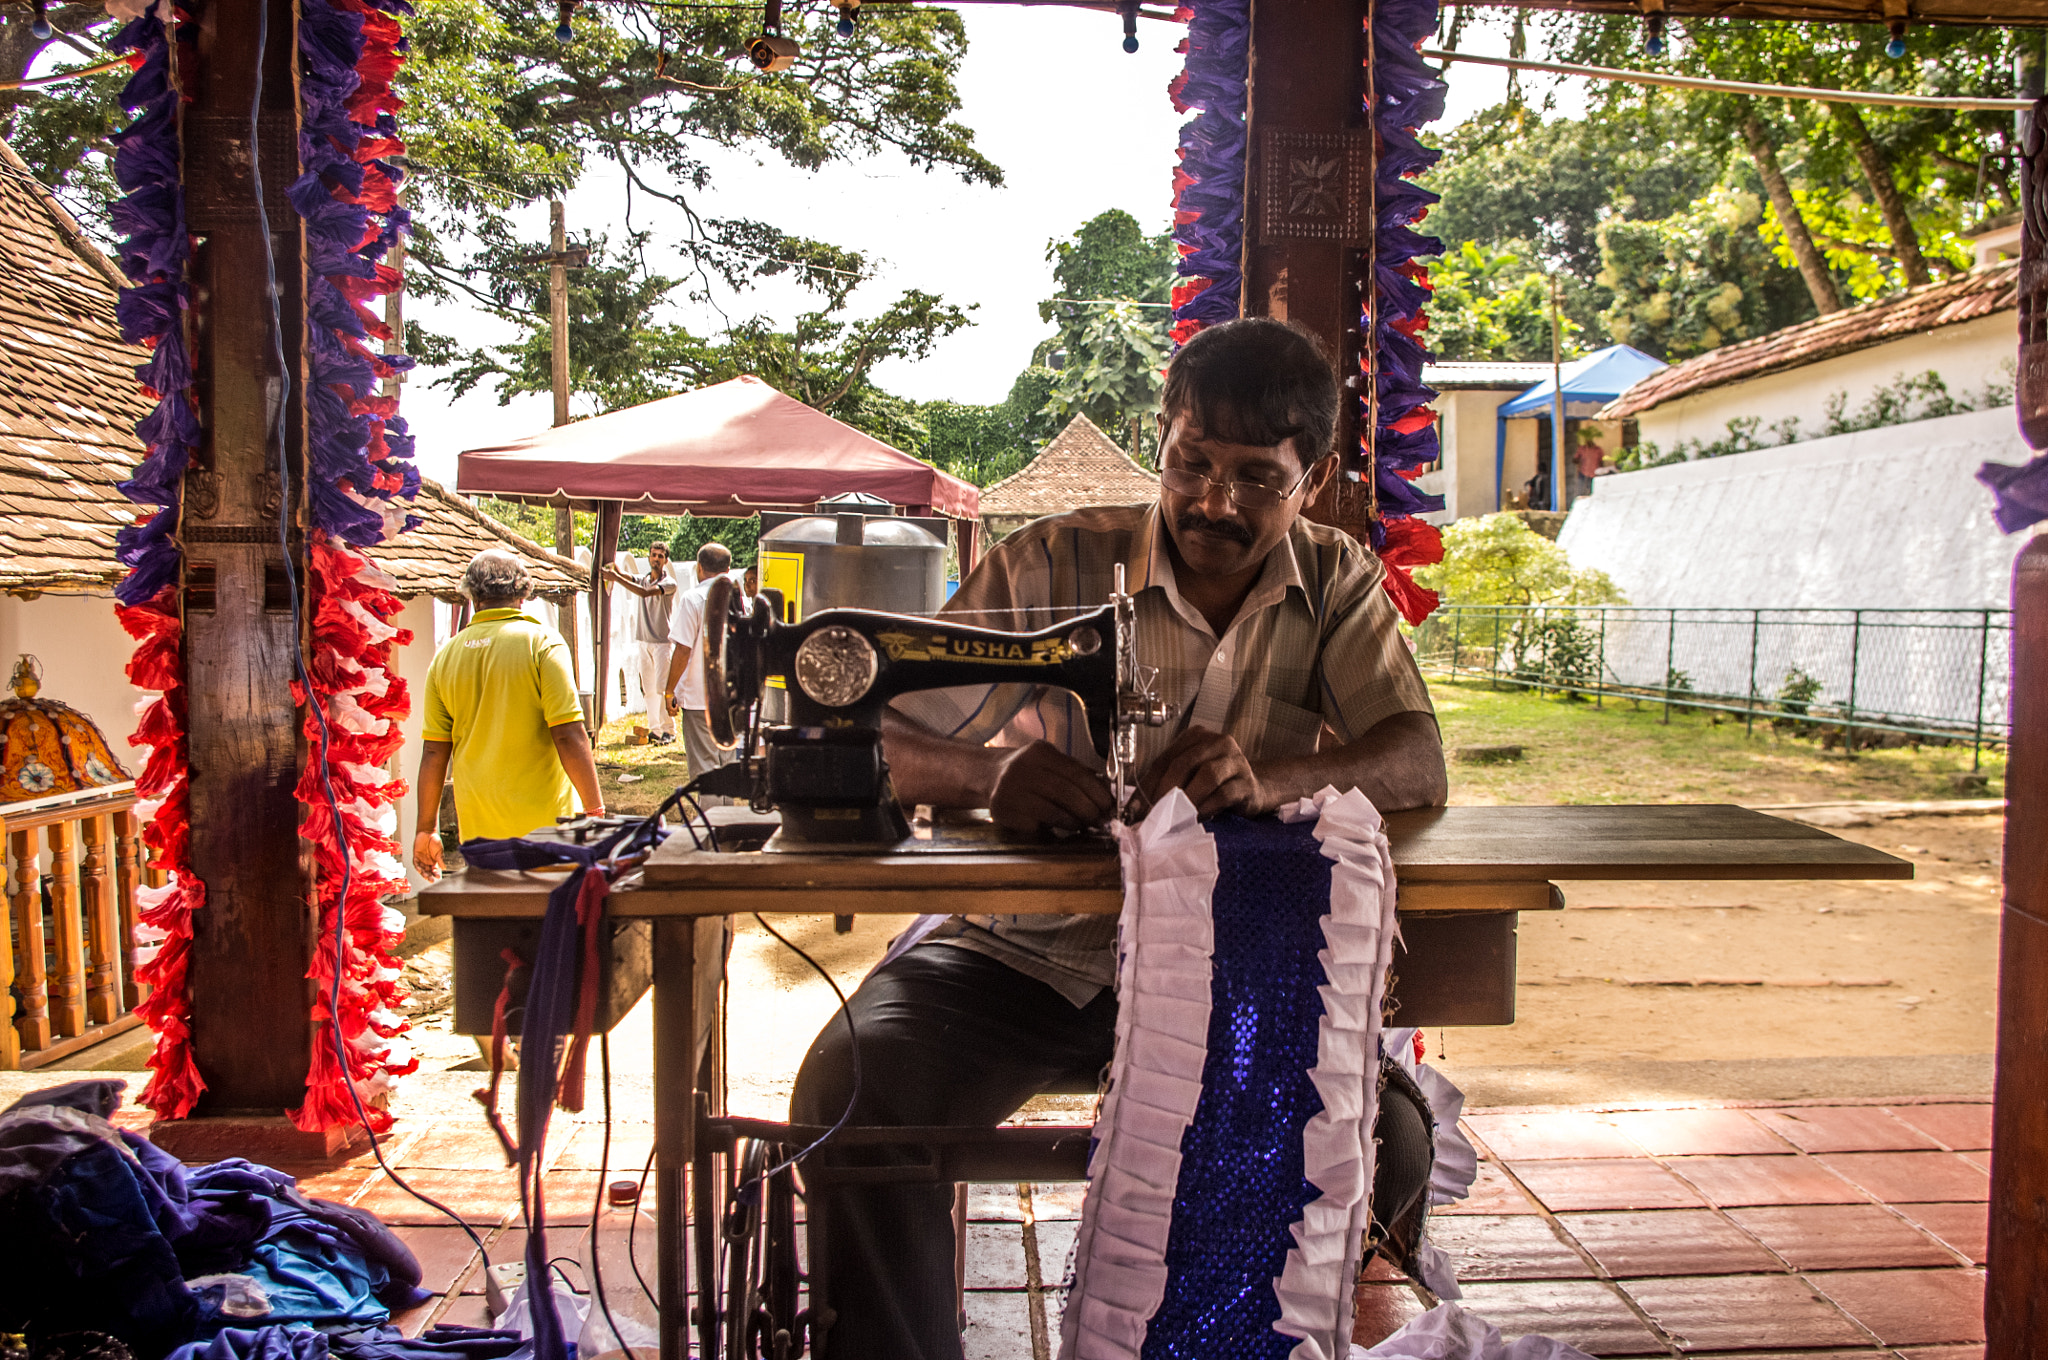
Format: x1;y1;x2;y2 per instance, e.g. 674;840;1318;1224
381;479;587;600
1603;259;2019;420
1423;361;1553;390
0;141;158;593
980;414;1159;519
0;137;583;601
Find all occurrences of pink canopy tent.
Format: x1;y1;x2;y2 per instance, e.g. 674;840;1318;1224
455;375;981;730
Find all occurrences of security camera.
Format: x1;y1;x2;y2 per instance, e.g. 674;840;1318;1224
748;34;800;71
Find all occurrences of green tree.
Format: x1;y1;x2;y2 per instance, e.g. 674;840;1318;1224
1036;210;1173;459
1427;242;1581;362
1042;301;1167;454
1595;181;1809;360
1415;513;1625;607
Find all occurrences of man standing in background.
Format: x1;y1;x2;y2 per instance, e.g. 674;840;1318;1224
663;542;740;790
602;540;679;745
413;549;605;880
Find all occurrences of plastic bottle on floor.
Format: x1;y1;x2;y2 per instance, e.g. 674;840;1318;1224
577;1178;662;1360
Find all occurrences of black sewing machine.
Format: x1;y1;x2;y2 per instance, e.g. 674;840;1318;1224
690;568;1171;846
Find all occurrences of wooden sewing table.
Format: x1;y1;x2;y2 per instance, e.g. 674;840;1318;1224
417;804;1909;1360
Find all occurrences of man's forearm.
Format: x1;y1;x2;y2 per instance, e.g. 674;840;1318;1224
1252;710;1448;813
881;708;1007;808
551;721;606;814
664;645;692;697
415;742;452;834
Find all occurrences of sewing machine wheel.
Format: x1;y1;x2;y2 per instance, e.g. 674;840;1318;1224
722;1138;807;1359
792;626;878;708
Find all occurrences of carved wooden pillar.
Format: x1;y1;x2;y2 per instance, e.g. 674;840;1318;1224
81;813;121;1026
7;827;47;1053
45;820;85;1039
178;0;318;1114
112;806;144;1009
1242;0;1375;542
0;825;18;1068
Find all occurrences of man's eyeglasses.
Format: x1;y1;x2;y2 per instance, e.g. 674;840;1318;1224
1158;460;1316;510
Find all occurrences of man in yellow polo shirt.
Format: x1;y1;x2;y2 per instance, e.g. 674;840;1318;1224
412;549;606;880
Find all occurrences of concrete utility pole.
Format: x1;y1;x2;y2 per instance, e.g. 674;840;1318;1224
1549;275;1566;513
547;199;578;674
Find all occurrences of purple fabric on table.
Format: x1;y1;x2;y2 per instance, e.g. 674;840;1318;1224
1979;452;2048;532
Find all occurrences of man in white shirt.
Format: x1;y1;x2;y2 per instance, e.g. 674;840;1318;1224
661;542;740;788
600;541;678;744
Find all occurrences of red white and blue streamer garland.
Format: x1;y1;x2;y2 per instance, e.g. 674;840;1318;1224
1165;0;1248;347
1362;0;1448;625
288;0;422;1133
105;0;422;1128
106;6;205;1121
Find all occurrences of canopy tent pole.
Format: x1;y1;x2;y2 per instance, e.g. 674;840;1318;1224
592;501;622;735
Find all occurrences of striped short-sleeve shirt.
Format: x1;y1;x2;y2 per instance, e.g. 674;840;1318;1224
893;503;1434;1004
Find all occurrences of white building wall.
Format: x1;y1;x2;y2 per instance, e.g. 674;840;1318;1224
1634;313;2016;453
1558;405;2040;611
1416;389;1545;522
0;593;153;761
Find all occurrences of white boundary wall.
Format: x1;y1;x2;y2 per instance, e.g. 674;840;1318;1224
1559;405;2041;611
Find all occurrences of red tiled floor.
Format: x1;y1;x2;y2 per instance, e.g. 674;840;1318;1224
1422;1214;1592;1280
1890;1104;1992;1151
1808;1268;1986;1347
435;1293;496;1327
1959;1150;1990;1173
1555;1210;1782;1277
392;1224;488;1294
388;1300;442;1338
556;1121;656;1171
1896;1202;1988;1264
1435;1161;1541;1215
1665;1155;1867;1207
1752;1106;1939;1154
1350;1282;1430;1348
463;1229;527;1291
1464;1111;1641;1160
1814;1152;1989;1204
1454;1279;1666;1356
291;1165;381;1202
1892;1347;1985;1359
352;1168;519;1225
1511;1158;1706;1212
1620;1273;1874;1352
540;1169;606;1222
399;1125;521;1170
1724;1205;1955;1270
1605;1108;1794;1157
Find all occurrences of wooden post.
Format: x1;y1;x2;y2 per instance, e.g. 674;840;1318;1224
178;0;319;1113
45;820;86;1040
0;820;17;1069
81;814;121;1026
1240;0;1375;543
113;807;144;1009
1988;535;2048;1357
8;826;48;1053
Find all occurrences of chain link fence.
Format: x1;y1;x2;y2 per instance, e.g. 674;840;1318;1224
1410;606;2013;760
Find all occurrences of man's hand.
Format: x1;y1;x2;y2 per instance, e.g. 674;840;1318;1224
665;691;679;715
989;741;1115;834
1139;725;1268;819
413;830;444;883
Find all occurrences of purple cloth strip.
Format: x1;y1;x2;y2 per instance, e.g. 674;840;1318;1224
1979;452;2048;533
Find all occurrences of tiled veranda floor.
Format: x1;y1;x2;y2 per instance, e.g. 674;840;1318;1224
217;1095;1990;1359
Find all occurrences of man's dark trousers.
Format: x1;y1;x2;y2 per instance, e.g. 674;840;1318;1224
791;943;1116;1360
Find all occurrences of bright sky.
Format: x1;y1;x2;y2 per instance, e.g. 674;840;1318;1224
402;6;1567;484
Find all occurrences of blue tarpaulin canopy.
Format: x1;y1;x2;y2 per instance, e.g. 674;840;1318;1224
1498;344;1668;418
1495;344;1669;511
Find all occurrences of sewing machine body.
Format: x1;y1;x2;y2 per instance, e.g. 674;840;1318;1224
696;575;1167;846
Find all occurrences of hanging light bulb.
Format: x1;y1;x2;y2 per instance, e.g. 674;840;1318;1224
555;0;575;42
1643;12;1666;57
1885;18;1908;58
1121;0;1139;53
835;0;858;37
30;0;51;39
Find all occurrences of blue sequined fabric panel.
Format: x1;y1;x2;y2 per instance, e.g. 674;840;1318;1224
1140;815;1332;1359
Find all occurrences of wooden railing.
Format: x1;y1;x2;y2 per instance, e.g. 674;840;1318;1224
1;782;150;1069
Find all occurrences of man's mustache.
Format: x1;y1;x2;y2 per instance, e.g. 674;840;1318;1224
1175;511;1255;547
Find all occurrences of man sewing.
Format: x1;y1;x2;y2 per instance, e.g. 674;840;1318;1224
791;319;1448;1359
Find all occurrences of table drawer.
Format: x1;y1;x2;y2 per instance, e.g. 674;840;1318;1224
1386;911;1517;1027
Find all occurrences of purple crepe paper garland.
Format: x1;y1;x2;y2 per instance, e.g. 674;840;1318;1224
1979;451;2048;533
294;0;419;546
108;13;194;608
1168;0;1250;342
1363;0;1448;529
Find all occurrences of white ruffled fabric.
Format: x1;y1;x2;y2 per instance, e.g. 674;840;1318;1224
1059;790;1219;1360
1270;787;1401;1360
1383;1026;1481;1299
1352;1303;1595;1360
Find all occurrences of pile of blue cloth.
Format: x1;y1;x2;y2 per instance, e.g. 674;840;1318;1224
0;1080;519;1360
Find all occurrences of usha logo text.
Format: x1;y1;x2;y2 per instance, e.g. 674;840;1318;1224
876;632;1073;666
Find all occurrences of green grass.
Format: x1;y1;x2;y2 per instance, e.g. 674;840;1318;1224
1433;677;2006;807
592;684;2007;817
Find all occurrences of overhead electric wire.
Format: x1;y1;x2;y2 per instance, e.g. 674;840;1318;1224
1423;46;2032;111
